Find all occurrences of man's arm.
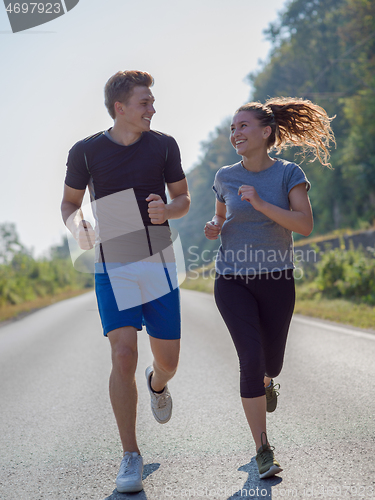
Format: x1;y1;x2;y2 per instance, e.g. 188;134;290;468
61;184;95;249
146;178;190;224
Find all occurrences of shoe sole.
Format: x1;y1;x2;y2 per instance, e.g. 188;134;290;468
145;366;172;424
266;380;279;412
266;399;277;412
152;403;173;424
259;465;283;479
117;483;143;493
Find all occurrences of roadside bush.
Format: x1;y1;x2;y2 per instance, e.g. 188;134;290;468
0;253;93;307
298;246;375;305
0;226;94;309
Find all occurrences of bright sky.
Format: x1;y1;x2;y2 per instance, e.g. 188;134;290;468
0;0;286;256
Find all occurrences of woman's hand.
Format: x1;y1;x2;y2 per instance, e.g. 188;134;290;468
204;220;221;240
238;185;264;211
237;183;313;236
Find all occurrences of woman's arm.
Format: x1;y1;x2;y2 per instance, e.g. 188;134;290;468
238;183;313;236
204;200;227;240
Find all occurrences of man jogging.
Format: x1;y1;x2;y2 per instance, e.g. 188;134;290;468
61;70;190;493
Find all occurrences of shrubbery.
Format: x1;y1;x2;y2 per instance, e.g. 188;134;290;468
0;252;93;307
0;224;93;308
297;245;375;305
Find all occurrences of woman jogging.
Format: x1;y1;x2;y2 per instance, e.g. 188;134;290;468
204;98;335;479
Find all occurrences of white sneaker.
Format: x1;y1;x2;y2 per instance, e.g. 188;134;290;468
145;365;173;424
116;452;143;493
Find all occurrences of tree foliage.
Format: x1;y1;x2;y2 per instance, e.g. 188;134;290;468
250;0;375;233
171;120;239;264
0;225;93;308
174;0;375;263
0;222;27;264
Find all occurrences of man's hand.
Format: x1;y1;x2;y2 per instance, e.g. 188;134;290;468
146;194;168;224
238;185;264;211
77;220;95;250
61;185;95;249
204;220;221;240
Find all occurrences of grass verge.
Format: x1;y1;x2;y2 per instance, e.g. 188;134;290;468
181;275;375;331
0;288;93;324
5;276;373;331
181;274;214;294
294;296;375;330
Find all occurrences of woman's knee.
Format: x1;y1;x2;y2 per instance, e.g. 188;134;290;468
240;376;266;398
264;359;284;379
239;360;265;398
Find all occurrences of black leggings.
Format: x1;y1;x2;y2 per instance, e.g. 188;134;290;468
214;270;295;399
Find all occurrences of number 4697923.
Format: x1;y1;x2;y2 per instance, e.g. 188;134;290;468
5;3;62;14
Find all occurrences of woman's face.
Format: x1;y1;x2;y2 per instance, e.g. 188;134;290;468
230;111;270;157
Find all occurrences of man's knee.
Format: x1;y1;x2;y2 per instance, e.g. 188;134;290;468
154;348;180;375
157;356;179;376
111;343;138;377
151;338;180;375
108;327;138;372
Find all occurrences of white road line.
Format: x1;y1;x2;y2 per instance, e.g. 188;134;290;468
292;314;375;341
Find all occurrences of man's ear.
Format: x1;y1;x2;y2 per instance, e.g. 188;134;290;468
114;101;125;116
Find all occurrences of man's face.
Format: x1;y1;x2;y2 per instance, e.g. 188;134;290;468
119;86;156;133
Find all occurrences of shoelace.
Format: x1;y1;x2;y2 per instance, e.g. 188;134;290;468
258;449;274;467
121;455;140;474
120;456;131;473
272;383;280;397
266;383;280;398
155;391;168;409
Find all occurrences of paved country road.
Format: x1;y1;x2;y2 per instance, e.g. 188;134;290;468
0;289;375;500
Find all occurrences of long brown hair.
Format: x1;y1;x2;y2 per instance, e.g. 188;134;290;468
236;97;336;167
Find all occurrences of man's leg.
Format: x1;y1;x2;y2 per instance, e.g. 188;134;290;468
107;326;139;454
148;337;180;391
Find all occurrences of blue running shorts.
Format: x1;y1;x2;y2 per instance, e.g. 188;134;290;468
95;261;181;339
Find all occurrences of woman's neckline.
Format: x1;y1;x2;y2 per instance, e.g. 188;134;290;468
240;159;278;173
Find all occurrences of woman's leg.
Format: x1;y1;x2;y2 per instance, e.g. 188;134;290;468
215;274;267;398
214;274;267;450
256;270;295;379
214;271;294;450
241;396;267;451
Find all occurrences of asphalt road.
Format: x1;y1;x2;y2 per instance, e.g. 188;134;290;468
0;289;375;500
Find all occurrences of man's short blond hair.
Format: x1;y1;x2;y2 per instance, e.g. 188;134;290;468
104;70;154;119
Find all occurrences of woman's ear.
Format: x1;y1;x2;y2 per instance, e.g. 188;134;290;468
263;125;272;139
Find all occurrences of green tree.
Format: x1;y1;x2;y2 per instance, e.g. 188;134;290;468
339;0;375;224
175;0;375;259
0;222;27;264
248;0;375;234
0;226;93;308
172;120;239;265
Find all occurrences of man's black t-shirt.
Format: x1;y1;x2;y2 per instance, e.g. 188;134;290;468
65;129;185;227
